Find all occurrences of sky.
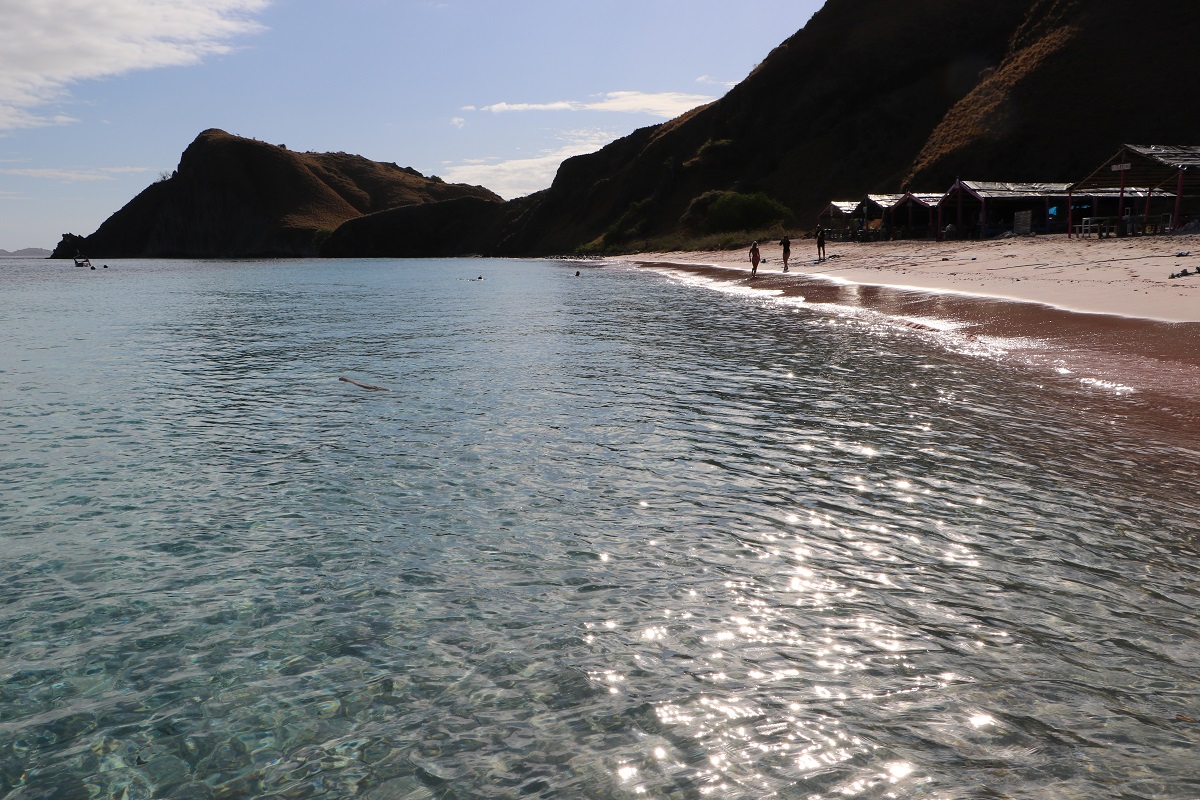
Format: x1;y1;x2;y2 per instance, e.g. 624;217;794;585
0;0;825;252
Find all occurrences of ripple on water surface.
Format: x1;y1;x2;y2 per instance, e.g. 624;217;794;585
1;257;1198;799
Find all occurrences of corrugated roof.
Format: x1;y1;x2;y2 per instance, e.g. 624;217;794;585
1079;187;1174;198
1071;144;1200;192
1125;144;1200;172
824;201;859;215
960;181;1071;199
895;192;943;208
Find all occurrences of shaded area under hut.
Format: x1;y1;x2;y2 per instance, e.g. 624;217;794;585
886;192;944;240
936;181;1070;240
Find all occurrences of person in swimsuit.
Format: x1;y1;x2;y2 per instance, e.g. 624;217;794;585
749;241;761;278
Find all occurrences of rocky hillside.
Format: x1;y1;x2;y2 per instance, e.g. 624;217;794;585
52;129;503;258
490;0;1034;254
482;0;1200;255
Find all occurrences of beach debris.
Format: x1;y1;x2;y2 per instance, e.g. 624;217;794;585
339;376;389;391
1176;251;1192;257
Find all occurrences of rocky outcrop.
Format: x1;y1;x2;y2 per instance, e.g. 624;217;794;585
52;129;502;258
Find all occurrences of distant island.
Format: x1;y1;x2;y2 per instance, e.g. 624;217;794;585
0;248;51;258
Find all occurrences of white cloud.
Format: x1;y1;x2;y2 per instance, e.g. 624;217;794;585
1;166;151;182
696;75;738;89
450;116;465;129
482;101;576;114
440;130;617;200
478;90;715;119
0;0;270;131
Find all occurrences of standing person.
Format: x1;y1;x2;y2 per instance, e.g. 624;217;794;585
779;235;791;272
816;229;826;262
749;241;761;278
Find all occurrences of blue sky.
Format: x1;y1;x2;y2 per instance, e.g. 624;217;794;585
0;0;824;252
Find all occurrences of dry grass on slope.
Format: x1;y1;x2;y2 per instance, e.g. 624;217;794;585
905;22;1077;183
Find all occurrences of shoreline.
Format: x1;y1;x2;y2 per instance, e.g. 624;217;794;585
611;234;1200;441
614;232;1200;324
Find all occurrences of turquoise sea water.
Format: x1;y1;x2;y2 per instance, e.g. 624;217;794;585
1;257;1198;799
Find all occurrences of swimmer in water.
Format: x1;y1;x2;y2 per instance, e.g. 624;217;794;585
339;376;389;391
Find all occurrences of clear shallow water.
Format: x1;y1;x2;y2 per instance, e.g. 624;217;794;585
1;257;1199;800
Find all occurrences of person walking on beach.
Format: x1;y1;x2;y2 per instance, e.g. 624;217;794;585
749;241;761;278
816;229;826;262
780;235;791;272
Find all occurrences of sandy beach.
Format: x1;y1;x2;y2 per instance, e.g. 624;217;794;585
618;233;1200;323
615;233;1200;439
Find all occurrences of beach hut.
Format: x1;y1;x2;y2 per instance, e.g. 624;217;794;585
1068;144;1200;236
852;194;906;240
816;200;858;239
936;180;1071;239
890;192;944;239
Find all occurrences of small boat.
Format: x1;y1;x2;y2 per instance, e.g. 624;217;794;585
73;256;93;269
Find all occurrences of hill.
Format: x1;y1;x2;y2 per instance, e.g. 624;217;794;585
0;248;51;258
488;0;1033;255
52;129;503;258
478;0;1200;255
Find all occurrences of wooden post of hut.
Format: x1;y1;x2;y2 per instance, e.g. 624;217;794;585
957;182;964;232
1117;160;1127;229
1175;172;1185;230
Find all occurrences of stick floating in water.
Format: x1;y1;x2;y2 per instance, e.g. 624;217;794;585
339;376;389;391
